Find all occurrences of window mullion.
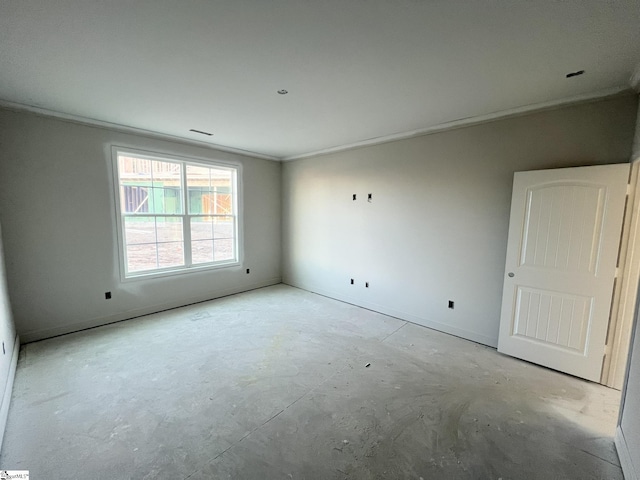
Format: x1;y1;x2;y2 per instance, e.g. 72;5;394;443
181;162;192;267
232;170;238;262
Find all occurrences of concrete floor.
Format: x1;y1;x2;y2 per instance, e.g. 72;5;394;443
0;284;623;479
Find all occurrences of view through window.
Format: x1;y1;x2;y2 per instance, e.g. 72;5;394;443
114;149;239;277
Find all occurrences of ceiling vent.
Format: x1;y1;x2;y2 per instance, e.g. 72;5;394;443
565;70;585;78
189;129;213;136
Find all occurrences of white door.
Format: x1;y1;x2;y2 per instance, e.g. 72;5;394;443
498;164;628;382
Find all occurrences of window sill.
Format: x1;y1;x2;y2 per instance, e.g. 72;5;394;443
121;260;241;282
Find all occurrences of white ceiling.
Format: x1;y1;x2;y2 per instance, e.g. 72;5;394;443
1;1;639;160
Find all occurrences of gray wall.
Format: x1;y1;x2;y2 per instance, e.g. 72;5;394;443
0;108;282;342
618;98;640;479
634;98;640;159
282;95;638;346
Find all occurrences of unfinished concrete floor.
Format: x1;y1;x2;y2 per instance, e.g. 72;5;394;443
1;284;623;479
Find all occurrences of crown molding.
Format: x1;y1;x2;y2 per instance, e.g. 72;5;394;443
1;85;632;164
282;86;632;161
0;99;280;162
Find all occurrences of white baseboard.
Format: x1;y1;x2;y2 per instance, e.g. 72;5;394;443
20;278;281;343
0;334;20;451
616;426;638;480
284;280;498;348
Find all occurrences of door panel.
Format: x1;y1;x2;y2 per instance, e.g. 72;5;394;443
498;164;628;382
520;183;605;272
513;287;591;350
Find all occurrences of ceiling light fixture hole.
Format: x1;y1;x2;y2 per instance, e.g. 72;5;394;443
277;89;288;95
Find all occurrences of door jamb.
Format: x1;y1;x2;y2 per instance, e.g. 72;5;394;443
603;158;640;388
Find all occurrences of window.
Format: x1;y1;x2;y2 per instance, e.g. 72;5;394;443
112;147;240;278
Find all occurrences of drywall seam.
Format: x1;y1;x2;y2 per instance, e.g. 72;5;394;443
0;101;279;162
0;334;19;452
283;87;631;161
20;278;281;343
285;281;497;348
615;426;639;480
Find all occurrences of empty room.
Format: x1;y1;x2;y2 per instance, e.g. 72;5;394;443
1;1;640;479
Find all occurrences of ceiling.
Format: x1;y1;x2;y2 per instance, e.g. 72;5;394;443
1;1;639;160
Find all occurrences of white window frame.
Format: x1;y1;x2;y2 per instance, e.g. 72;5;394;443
111;146;242;281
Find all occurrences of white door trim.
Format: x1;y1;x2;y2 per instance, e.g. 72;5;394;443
603;159;640;388
0;334;19;451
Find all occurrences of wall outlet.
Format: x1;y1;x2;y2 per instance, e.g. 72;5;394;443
105;291;112;300
448;300;454;309
246;268;250;274
350;278;354;285
365;282;369;288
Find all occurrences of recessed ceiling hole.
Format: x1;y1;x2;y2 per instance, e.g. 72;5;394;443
189;129;213;136
277;89;288;95
565;70;585;78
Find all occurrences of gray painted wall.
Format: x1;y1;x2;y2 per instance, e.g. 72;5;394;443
618;98;640;479
0;109;282;342
282;95;638;346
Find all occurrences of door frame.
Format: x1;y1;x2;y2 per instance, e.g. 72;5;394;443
604;158;640;388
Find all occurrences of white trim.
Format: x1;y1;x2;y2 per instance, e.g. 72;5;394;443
615;259;639;480
181;160;193;268
603;160;640;388
19;278;281;343
0;334;20;452
0;99;279;161
284;281;497;348
110;146;243;281
615;426;638;480
118;258;243;283
1;88;632;163
282;86;631;161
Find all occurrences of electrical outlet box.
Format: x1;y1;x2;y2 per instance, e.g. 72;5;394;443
105;292;112;300
448;300;454;309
